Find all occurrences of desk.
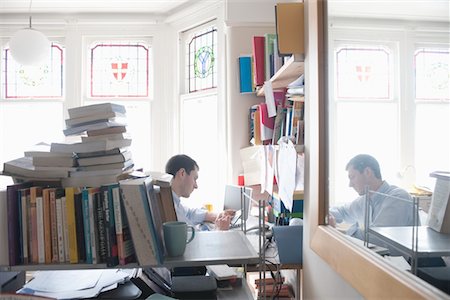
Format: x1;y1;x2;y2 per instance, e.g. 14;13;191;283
369;226;450;274
163;231;259;268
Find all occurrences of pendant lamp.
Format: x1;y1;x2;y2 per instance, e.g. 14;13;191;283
9;7;50;66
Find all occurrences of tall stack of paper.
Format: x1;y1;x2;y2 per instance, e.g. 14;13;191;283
427;171;450;233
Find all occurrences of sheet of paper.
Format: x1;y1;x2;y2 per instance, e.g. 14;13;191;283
277;139;297;211
264;145;276;195
24;270;103;292
264;81;277;117
295;153;305;191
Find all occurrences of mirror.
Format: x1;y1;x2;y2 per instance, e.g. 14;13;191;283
325;0;450;295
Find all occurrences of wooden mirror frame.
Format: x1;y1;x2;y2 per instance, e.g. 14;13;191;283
306;0;449;298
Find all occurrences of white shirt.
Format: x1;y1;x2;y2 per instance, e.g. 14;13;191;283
330;181;417;242
171;191;207;226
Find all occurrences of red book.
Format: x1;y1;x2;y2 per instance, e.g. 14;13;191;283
252;36;265;87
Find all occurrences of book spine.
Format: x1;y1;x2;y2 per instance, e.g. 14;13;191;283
6;185;20;266
61;196;70;263
95;191;107;263
139;184;160;264
88;189;98;264
74;192;86;263
81;189;92;264
49;189;59;263
252;36;265;87
36;195;45;264
42;189;52;264
55;195;65;263
65;187;78;264
103;186;119;267
112;185;124;265
119;194;136;265
20;189;29;264
239;56;253;93
29;188;39;264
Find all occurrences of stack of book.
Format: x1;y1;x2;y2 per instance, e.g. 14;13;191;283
51;102;134;187
2;143;76;181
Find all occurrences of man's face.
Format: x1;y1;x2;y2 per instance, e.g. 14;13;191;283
347;166;368;196
178;166;199;198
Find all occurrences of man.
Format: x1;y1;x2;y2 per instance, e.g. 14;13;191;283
329;154;417;242
165;154;234;230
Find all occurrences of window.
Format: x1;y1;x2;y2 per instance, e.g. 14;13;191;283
85;39;153;171
186;27;217;93
0;41;65;165
180;22;225;211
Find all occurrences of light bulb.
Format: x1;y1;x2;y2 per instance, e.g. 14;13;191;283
9;28;50;65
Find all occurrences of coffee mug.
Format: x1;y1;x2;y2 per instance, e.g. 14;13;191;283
163;221;195;257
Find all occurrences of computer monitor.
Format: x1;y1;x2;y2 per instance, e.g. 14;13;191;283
223;184;253;222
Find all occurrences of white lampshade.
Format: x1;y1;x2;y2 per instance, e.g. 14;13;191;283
9;28;50;65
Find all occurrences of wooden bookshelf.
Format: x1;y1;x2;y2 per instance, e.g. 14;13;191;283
256;53;305;96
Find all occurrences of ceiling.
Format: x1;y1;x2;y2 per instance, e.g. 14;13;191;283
0;0;192;14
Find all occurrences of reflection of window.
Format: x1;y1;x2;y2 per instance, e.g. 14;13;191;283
415;48;449;101
335;46;391;100
187;27;217;93
89;42;149;98
3;44;64;99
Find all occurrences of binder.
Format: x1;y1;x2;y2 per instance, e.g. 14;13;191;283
275;3;305;56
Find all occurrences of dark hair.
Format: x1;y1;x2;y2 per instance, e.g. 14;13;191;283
345;154;382;179
165;154;199;176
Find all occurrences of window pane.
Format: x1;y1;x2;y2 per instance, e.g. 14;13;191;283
187;28;217;93
335;46;391;100
90;42;149;98
3;44;64;99
415;104;450;187
331;102;400;206
0;102;64;165
181;95;221;209
415;48;450;101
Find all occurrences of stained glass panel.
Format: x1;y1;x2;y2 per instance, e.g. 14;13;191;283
336;46;391;100
187;28;217;93
90;42;149;98
3;44;64;99
415;48;450;101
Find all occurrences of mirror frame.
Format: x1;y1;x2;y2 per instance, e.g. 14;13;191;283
306;0;449;298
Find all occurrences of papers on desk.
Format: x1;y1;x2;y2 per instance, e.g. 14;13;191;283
384;256;411;271
17;269;134;299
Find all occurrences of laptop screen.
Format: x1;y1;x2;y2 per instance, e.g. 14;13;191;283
223;185;253;221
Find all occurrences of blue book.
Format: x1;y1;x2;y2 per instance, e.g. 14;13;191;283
81;188;93;264
239;56;253;93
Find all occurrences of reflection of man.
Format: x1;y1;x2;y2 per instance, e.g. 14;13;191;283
329;154;416;241
166;154;234;230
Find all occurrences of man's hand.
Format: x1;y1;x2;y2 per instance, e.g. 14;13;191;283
214;209;235;230
328;214;336;227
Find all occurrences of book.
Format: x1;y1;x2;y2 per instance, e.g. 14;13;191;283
111;183;135;265
63;120;127;136
264;33;277;80
3;157;70;179
18;188;30;264
102;184;119;267
76;159;134;171
69;163;134;177
36;189;45;264
47;188;59;263
206;264;238;280
143;179;164;263
87;125;127;137
77;150;132;167
29;186;42;264
32;156;76;168
6;182;32;266
73;190;86;263
427;171;450;233
65;112;126;128
81;132;131;143
94;191;107;264
275;2;304;55
55;188;65;263
258;103;275;142
64;187;79;263
252;36;265;87
42;188;52;264
61;172;131;188
76;147;128;159
50;139;132;154
88;188;100;264
81;188;95;264
68;102;126;119
24;143;72;158
61;193;70;263
238;56;253;93
119;177;159;266
149;174;177;224
273;37;284;75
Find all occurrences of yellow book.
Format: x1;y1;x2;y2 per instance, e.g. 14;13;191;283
64;187;78;263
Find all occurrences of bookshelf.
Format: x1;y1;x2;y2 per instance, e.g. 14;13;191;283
256;53;305;96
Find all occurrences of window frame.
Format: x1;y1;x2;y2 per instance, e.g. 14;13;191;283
308;1;450;298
